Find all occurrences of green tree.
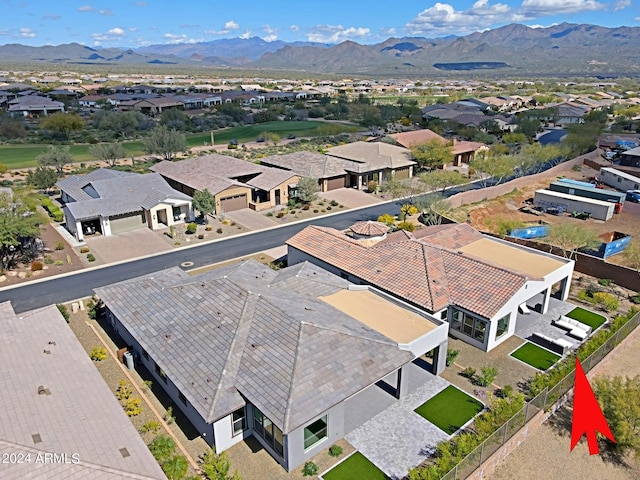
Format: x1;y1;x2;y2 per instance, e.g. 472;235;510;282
296;177;320;203
27;167;58;192
192;188;216;221
514;117;540;140
90;143;126;168
0;193;44;271
37;145;71;175
0;118;27;139
96;111;141;139
419;169;467;194
544;223;601;259
144;126;187;161
41;112;84;140
262;131;281;145
470;153;516;187
594;375;640;459
148;435;177;465
410;139;452;170
162;455;189;480
502;132;527;146
200;448;242;480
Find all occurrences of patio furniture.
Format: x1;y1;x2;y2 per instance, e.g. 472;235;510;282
518;303;531;315
552;315;592;339
531;332;574;355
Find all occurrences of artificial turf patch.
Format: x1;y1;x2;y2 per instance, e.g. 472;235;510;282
511;342;561;371
323;452;388;480
414;385;484;435
565;307;607;330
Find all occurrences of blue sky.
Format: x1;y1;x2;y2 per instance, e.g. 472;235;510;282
0;0;638;47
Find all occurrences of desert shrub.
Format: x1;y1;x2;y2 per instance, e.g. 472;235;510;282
86;253;96;262
124;397;142;416
592;292;619;312
302;204;310;210
326;206;332;210
164;405;175;425
31;261;43;271
477;366;499;387
330;199;339;207
302;461;318;477
276;212;284;218
313;209;319;213
598;278;612;286
89;346;108;361
397;221;415;232
80;246;90;254
462;367;476;378
116;379;133;401
44;255;54;264
186;222;197;234
55;241;65;250
140;420;161;434
198;234;204;239
205;225;212;231
446;349;459;367
367;180;378;192
54;260;63;266
266;211;273;216
377;213;395;225
328;444;343;457
216;228;223;234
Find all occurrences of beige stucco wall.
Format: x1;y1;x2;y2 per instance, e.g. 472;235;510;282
215;185;251;212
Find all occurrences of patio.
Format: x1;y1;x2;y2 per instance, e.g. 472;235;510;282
514;296;594;349
344;361;453;480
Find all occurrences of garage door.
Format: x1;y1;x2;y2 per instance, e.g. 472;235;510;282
110;212;146;234
326;176;346;191
219;194;247;212
394;168;410;180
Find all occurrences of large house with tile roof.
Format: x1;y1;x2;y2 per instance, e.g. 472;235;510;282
95;259;448;471
151;154;300;213
0;301;166;480
287;223;575;352
57;168;193;241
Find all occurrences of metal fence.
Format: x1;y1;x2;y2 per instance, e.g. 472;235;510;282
440;311;640;480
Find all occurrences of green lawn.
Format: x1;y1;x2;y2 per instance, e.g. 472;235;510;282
0;121;359;169
565;307;607;330
323;452;388;480
510;342;561;371
414;385;484;435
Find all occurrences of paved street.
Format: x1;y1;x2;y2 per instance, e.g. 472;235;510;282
0;200;401;313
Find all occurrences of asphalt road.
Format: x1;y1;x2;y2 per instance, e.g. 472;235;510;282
1;200;402;313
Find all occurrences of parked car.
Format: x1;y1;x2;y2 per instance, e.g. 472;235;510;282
626;190;640;203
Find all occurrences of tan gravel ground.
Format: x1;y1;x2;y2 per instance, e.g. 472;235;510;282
490;323;640;480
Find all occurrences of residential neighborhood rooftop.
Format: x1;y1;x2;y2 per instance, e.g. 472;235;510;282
0;301;166;480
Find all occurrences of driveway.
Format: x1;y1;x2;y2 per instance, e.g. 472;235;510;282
84;228;172;264
318;188;385;209
222;208;278;231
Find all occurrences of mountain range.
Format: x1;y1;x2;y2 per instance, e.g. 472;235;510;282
1;23;639;76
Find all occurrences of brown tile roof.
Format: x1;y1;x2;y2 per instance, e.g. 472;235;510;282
286;224;527;319
326;141;416;170
259;151;355;179
389;129;446;148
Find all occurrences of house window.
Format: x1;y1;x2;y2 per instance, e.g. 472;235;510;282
496;314;510;339
253;407;284;456
451;308;488;345
232;407;246;436
178;391;187;406
154;362;167;383
303;416;327;450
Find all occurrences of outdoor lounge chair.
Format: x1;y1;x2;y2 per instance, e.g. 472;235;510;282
518;303;531;315
552;315;592;340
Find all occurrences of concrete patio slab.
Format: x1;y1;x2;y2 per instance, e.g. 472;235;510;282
345;363;452;480
318;188;384;209
222;208;279;231
514;297;586;348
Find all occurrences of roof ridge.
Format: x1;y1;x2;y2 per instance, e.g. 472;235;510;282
207;291;257;422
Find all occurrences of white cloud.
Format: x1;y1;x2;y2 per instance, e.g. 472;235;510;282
225;20;239;30
290;24;299;32
162;33;203;44
92;27;127;42
205;20;240;36
380;27;397;36
77;5;94;13
18;27;35;38
406;1;524;36
99;8;113;16
239;30;251;39
262;24;278;41
614;0;631;11
520;0;605;16
307;25;371;43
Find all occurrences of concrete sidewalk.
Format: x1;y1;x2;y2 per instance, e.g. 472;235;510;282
318;188;384;208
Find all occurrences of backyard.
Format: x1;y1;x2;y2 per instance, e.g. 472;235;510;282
414;385;484;435
565;306;607;330
322;452;388;480
510;342;561;371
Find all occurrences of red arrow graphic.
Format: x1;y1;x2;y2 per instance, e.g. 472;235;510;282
571;358;616;454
